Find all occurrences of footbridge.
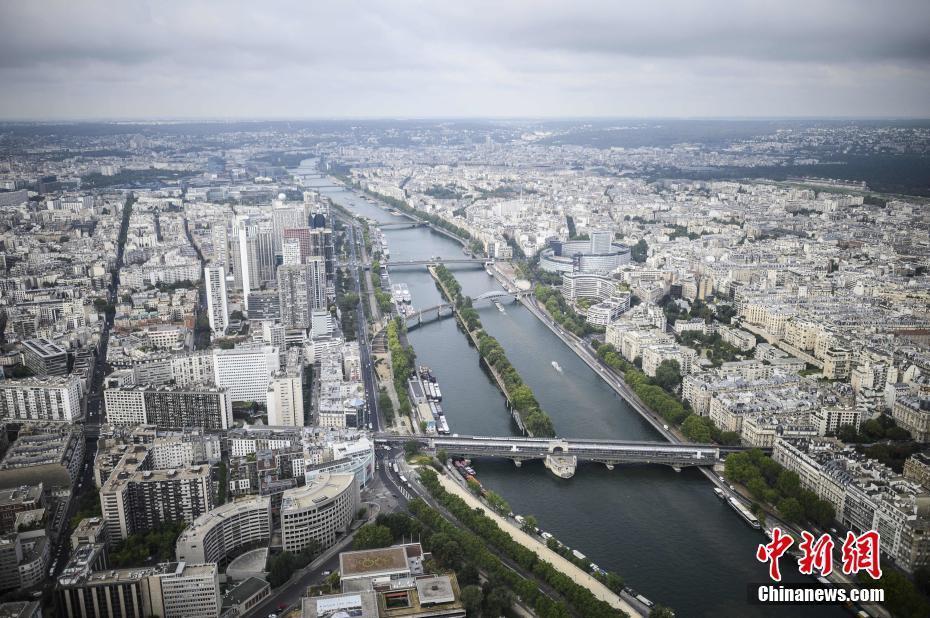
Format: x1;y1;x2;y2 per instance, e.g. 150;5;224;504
376;434;747;478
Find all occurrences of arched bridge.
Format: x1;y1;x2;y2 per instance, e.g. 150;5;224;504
405;303;455;330
473;290;531;304
375;434;759;478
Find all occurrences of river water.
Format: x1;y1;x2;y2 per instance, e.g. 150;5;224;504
297;161;844;617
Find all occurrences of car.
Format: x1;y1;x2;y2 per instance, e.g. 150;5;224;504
322;570;331;577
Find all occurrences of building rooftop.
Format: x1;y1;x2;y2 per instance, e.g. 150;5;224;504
222;576;269;607
280;472;354;512
340;546;409;579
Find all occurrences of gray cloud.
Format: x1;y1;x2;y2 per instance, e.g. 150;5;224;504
0;0;928;119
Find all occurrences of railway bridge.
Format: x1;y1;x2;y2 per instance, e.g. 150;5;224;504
374;434;756;478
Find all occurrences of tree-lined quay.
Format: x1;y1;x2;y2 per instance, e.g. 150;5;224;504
432;264;556;437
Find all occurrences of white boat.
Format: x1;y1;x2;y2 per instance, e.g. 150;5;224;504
551;361;563;373
714;487;726;500
728;496;761;529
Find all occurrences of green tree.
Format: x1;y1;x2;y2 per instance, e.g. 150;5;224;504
649;605;676;618
653;359;682;392
404;440;422;458
461;585;484;616
352;524;394;550
631;239;649;263
777;497;804;523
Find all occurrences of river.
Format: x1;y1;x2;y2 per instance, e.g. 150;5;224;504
296;160;845;617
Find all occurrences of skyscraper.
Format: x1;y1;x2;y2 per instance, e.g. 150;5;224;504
306;256;327;312
277;265;311;329
282;237;302;267
272;202;308;255
277;256;327;331
204;266;228;334
267;369;304;427
230;218;275;307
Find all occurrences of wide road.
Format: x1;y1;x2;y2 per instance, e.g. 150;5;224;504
344;219;381;431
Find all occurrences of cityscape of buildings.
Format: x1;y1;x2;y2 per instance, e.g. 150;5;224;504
0;105;928;618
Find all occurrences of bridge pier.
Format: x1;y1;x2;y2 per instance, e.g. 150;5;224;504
544;454;577;479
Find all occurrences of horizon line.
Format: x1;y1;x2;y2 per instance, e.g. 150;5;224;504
2;114;930;124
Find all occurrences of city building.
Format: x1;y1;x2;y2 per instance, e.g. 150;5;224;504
57;556;220;618
175;495;272;564
100;445;213;542
267;370;305;427
539;236;630;274
21;338;69;377
0;376;83;422
204;266;229;335
212;345;280;403
280;472;358;553
104;384;233;429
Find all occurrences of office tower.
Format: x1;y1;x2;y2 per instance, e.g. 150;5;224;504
212;345;280;403
306;256;327;312
211;223;228;266
203;266;228;334
267;369;304;427
309;228;335;291
272;203;307;255
282;227;312;262
282;237;302;266
277;265;312;330
230;218;275;306
590;229;612;254
245;290;280;320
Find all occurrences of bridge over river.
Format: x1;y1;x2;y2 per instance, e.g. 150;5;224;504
375;433;762;478
386;258;493;268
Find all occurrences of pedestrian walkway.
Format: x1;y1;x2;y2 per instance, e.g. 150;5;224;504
434;471;640;616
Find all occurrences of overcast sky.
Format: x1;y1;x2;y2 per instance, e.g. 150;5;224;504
1;0;929;120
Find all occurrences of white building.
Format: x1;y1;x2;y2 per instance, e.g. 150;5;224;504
0;375;83;422
267;371;305;427
212;345;280;403
150;562;221;618
280;472;358;553
204;266;229;335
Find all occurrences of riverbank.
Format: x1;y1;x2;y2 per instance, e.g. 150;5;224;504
432;469;640;616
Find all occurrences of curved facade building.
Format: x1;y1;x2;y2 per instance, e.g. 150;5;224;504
539;233;630;274
560;272;618;301
280;472;358;553
175;495;272;564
